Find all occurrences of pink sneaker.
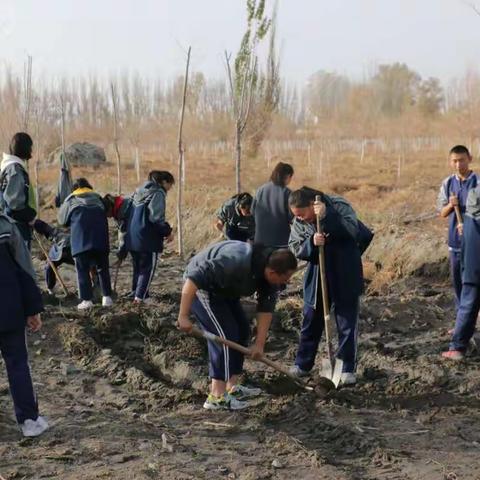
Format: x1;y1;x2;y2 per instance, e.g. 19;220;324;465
441;350;465;361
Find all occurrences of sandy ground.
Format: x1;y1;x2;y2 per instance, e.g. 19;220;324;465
1;249;480;480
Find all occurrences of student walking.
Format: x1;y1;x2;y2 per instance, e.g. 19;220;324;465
177;241;297;410
125;171;174;303
58;178;112;310
0;132;37;247
0;214;48;437
252;162;294;248
288;187;364;386
214;192;255;242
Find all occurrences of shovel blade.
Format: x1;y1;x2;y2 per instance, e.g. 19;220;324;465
320;357;344;389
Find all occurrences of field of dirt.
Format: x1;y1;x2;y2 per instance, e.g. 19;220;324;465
2;244;480;480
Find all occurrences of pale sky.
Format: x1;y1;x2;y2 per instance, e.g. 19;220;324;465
1;0;480;85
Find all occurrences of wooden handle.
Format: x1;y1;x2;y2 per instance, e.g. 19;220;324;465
454;205;463;226
190;326;313;391
33;231;70;296
314;195;333;359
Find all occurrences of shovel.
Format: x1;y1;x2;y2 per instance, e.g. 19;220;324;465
315;195;343;388
189;326;333;396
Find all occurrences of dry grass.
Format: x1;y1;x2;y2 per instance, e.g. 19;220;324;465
36;139;455;292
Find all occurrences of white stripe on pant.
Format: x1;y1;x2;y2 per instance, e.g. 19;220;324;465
197;290;230;381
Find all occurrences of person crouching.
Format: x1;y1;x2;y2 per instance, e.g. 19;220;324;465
58;178;112;310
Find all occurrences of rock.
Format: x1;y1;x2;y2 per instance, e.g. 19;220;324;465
271;459;284;469
61;362;79;376
33;340;41;346
47;142;107;167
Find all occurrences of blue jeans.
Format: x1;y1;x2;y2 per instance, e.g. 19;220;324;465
450;283;480;351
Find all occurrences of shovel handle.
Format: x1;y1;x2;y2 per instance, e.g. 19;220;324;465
315;195;333;359
33;231;70;296
454;205;463;226
190;326;313;391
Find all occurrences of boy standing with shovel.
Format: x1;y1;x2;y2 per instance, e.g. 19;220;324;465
288;187;364;386
437;145;478;313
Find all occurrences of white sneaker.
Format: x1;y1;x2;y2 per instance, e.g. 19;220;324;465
102;296;113;307
47;289;54;295
229;384;262;400
340;372;357;385
289;365;311;378
21;416;49;437
77;300;94;310
134;297;153;305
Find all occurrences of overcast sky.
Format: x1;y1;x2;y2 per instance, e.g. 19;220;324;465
1;0;480;86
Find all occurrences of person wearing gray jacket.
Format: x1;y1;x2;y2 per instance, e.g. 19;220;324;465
0;132;37;246
177;241;297;410
252;162;294;248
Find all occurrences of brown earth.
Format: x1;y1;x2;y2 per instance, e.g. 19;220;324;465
1;248;480;480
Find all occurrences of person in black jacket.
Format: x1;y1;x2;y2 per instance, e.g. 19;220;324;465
0;214;48;437
0;132;37;247
58;178;112;310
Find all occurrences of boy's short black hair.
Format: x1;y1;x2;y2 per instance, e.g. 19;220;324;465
266;249;298;273
450;145;471;157
72;177;93;190
148;170;175;185
9;132;33;160
288;187;323;208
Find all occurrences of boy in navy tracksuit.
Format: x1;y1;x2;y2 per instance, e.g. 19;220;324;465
125;171;174;303
288;187;364;386
33;219;73;293
437;145;478;314
177;241;297;410
214;193;255;242
443;186;480;360
0;214;48;437
0;132;37;247
58;178;112;310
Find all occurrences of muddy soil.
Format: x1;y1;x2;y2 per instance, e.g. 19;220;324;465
1;248;480;479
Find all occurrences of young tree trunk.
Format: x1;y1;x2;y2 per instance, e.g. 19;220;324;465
235;123;242;193
134;145;140;182
176;46;191;258
110;82;122;195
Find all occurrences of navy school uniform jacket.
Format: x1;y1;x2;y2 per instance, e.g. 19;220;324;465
216;196;255;240
125;181;172;253
437;172;478;251
0;215;43;333
289;192;364;308
57;188;109;256
0;156;37;242
184;241;279;313
462;186;480;286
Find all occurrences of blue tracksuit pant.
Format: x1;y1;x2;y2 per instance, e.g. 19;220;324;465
191;290;250;381
295;300;359;373
131;252;158;300
0;329;39;424
450;250;462;309
450;283;480;351
74;250;111;300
